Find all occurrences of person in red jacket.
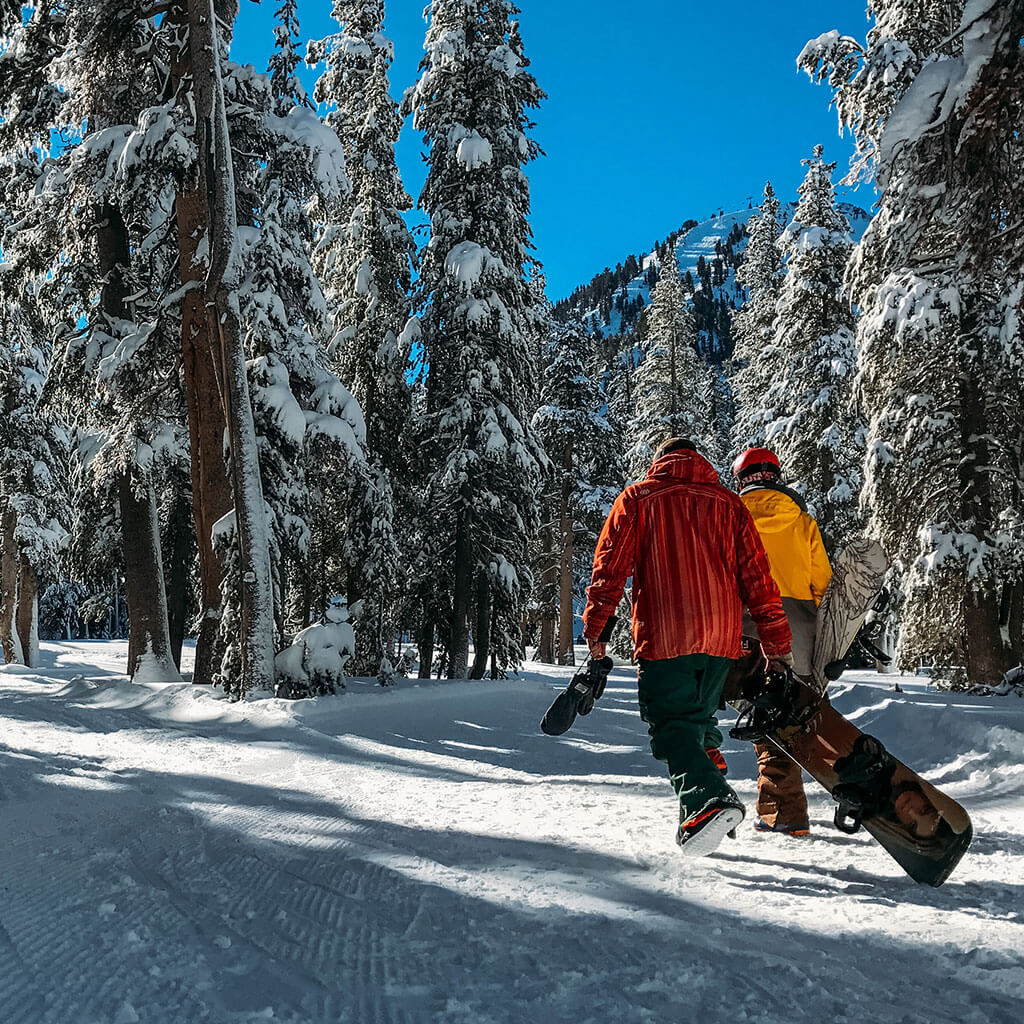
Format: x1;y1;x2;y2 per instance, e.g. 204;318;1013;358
582;438;793;855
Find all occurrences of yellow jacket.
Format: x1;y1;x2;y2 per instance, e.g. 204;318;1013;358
740;486;832;605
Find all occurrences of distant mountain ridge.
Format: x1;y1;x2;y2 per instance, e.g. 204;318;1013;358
553;202;871;362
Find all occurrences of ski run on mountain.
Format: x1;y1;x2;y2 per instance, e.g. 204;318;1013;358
1;2;1023;1023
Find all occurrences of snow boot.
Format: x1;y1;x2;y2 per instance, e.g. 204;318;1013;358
677;802;745;856
753;817;810;837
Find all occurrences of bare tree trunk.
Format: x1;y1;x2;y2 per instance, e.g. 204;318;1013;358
964;591;1005;686
187;0;274;694
164;485;193;670
180;219;232;684
557;441;575;666
94;199;181;683
448;509;472;679
169;1;231;684
15;555;37;667
0;506;21;664
416;614;434;679
958;309;1007;686
119;472;181;681
469;572;490;680
537;517;556;664
538;616;555;665
1007;582;1024;665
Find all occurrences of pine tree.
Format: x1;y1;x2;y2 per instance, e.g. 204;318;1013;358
532;317;620;664
0;4;71;667
626;249;714;480
0;291;70;667
760;147;861;550
215;1;363;695
56;3;192;682
0;3;177;676
731;181;784;450
801;1;1024;685
310;1;417;675
404;0;546;679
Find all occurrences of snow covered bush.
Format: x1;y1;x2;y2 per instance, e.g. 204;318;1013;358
274;603;355;699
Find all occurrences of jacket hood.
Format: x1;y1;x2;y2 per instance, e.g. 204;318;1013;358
646;449;721;485
740;485;806;534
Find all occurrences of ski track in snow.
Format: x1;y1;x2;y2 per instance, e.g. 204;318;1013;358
1;643;1023;1023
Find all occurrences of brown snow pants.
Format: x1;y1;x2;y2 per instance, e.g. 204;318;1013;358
754;742;809;830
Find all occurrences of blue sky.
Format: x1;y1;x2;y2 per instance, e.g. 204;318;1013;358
234;1;874;301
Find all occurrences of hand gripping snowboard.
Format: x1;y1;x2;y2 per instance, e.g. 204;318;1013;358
726;538;973;886
540;617;617;736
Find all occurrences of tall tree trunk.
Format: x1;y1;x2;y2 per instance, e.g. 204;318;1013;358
416;613;434;679
964;591;1005;686
95;200;181;683
557;441;575;666
537;517;556;664
164;485;193;670
0;506;21;664
187;0;275;694
169;1;232;685
15;555;37;668
469;572;490;680
119;471;181;681
179;211;231;684
448;509;472;679
958;309;1005;686
1009;583;1024;665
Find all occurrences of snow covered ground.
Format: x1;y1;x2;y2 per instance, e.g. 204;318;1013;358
2;643;1023;1024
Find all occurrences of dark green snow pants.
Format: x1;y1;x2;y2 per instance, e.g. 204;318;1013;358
637;654;743;823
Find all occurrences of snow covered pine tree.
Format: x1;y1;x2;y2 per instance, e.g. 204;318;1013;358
532;317;620;665
801;1;1024;685
626;248;717;480
0;6;72;668
731;182;784;451
310;1;418;677
404;1;546;679
229;1;367;697
759;147;862;551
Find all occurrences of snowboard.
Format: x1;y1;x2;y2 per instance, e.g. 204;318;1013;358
811;535;890;692
540;655;614;736
726;537;973;887
540;616;617;737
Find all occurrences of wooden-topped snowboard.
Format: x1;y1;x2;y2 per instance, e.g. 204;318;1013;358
726;537;973;887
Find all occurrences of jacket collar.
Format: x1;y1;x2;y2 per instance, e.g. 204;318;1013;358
740;481;808;513
646;450;720;485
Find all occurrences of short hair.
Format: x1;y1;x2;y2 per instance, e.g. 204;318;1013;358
653;437;697;460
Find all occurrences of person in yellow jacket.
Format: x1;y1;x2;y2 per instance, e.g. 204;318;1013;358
732;447;832;836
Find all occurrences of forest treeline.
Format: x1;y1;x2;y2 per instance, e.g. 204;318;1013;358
0;1;1021;694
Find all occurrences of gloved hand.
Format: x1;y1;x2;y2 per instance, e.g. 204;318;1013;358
587;638;606;659
768;651;795;675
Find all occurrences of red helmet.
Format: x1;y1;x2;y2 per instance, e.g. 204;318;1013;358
731;447;781;486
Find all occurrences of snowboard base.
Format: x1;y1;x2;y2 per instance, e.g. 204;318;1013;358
727;651;972;886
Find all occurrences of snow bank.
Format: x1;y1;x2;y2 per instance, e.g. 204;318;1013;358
3;647;1023;1024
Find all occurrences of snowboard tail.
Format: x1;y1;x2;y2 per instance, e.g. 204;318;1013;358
728;536;972;886
728;652;972;886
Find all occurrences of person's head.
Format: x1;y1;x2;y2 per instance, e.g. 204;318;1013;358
653;437;697;461
731;447;781;490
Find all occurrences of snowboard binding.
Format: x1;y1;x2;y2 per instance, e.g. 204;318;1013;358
824;588;893;680
540;616;617;737
728;663;819;743
831;734;897;834
540;656;613;736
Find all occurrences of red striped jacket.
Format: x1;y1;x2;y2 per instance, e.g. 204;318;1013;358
582;450;792;661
